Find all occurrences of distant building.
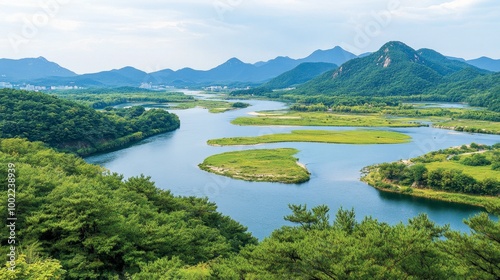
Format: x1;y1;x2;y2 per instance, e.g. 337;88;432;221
0;82;13;89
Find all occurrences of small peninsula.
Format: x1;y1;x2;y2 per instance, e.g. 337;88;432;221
362;143;500;208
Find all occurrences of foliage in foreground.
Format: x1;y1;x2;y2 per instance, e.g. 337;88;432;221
211;205;500;280
2;138;500;279
0;139;256;279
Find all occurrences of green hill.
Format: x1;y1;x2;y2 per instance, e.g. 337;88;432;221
0;138;256;278
293;41;488;96
0;89;180;155
232;62;337;96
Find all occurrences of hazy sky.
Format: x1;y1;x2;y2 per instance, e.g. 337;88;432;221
1;0;499;74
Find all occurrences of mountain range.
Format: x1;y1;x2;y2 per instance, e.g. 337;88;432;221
1;44;499;89
291;41;493;96
0;47;356;87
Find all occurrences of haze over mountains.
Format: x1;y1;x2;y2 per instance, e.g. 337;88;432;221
0;46;356;88
1;43;498;89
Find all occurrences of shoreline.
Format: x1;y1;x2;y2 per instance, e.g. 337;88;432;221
361;172;498;209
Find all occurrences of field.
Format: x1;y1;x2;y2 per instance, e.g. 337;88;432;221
432;119;500;134
424;152;500;181
207;130;411;146
198;148;310;184
232;111;423;127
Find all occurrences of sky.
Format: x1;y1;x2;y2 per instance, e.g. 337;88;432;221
0;0;499;74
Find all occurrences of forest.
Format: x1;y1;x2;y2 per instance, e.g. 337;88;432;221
1;138;499;279
0;89;180;156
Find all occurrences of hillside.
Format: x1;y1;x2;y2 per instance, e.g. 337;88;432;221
0;138;256;279
292;41;488;96
229;41;499;112
234;62;338;95
0;88;180;155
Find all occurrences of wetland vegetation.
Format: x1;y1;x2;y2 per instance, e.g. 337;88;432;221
198;148;310;184
207;130;412;146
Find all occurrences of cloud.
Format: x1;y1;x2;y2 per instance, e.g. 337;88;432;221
0;0;498;73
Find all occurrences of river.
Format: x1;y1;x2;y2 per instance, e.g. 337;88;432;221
86;98;500;239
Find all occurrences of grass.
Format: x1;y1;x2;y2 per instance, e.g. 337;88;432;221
232;111;424;127
433;119;500;134
207;130;412;146
198;148;310;184
362;146;500;208
424;156;500;182
172;100;249;113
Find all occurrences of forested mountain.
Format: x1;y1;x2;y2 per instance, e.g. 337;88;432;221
0;89;180;155
234;41;499;111
232;62;338;96
292;41;488;96
0;138;256;279
0;57;76;82
263;62;338;89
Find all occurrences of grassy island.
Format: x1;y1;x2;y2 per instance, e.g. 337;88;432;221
172;100;250;113
198;148;310;184
232;111;423;127
208;130;411;146
362;143;500;208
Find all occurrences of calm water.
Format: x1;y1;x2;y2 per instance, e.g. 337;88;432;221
87;98;500;239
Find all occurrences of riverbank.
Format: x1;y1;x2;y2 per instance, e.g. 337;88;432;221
361;144;500;208
361;170;499;209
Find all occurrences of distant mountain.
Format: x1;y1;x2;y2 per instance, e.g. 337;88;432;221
150;47;356;86
33;67;150;87
466;57;500;72
1;47;357;87
0;57;76;82
292;41;488;96
298;46;357;65
262;62;338;89
230;62;338;96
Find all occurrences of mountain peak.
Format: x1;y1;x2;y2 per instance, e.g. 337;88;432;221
372;41;422;68
225;57;244;64
300;46;357;65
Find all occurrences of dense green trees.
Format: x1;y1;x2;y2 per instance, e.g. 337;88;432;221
1;138;500;279
0;89;180;156
0;139;255;279
211;205;500;279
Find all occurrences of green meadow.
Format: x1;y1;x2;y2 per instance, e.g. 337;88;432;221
207;130;411;146
198;148;310;184
232;111;423;127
